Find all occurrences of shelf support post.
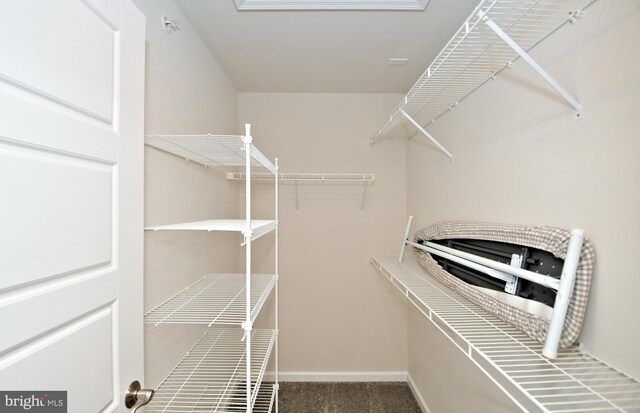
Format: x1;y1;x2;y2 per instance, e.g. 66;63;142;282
243;123;252;413
359;181;368;214
400;110;453;160
274;158;279;413
294;179;300;214
399;215;413;263
478;10;583;120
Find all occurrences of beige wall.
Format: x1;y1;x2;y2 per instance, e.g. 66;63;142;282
239;93;409;374
407;306;519;412
132;0;241;387
406;1;640;410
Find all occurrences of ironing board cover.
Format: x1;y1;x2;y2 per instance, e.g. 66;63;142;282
413;221;595;347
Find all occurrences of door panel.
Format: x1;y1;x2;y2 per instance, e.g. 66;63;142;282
0;88;119;162
0;270;117;353
0;140;113;289
0;308;116;412
0;0;145;411
0;0;116;121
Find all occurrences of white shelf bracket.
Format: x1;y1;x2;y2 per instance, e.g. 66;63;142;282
241;320;253;342
399;215;413;263
359;181;368;214
240;230;253;246
478;10;583;120
400;110;453;160
161;15;180;33
242;123;253;143
294;179;300;214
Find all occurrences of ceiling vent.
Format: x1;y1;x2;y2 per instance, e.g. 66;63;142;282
233;0;429;11
388;58;409;65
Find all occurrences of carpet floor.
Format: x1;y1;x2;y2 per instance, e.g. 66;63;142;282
277;382;422;413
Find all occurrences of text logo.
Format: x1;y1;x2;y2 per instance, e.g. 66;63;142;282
0;392;66;412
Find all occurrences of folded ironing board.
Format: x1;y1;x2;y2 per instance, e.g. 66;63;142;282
402;219;595;357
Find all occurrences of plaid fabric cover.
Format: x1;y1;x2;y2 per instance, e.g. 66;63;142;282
413;221;595;347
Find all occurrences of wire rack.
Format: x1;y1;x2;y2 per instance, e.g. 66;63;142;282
371;257;640;413
146;134;277;174
146;328;276;413
145;274;277;327
226;172;375;184
371;0;595;144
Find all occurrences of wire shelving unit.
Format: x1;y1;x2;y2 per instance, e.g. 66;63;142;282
370;0;597;157
370;256;640;413
145;328;276;413
145;124;280;413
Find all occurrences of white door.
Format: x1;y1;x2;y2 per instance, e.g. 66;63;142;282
0;1;145;412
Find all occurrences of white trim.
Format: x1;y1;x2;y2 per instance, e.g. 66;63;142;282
264;371;408;382
407;372;432;413
233;0;429;11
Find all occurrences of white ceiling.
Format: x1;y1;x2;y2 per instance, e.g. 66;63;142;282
174;0;479;93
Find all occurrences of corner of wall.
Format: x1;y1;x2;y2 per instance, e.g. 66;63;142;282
134;0;243;387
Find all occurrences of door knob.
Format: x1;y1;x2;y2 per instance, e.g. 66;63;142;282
125;380;154;412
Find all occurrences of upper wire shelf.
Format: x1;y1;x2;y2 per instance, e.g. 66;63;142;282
371;0;594;146
145;274;277;327
227;172;375;184
146;133;277;174
228;172;375;213
145;219;277;241
371;257;640;413
145;328;276;413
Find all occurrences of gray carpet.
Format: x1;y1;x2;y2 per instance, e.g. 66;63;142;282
277;382;422;413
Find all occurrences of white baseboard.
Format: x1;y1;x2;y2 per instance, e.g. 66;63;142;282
407;372;431;413
264;371;408;382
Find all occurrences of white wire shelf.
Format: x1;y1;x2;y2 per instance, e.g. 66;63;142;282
226;172;375;184
371;256;640;413
146;328;276;413
371;0;595;145
145;219;277;241
145;134;277;174
145;274;277;327
227;172;375;213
